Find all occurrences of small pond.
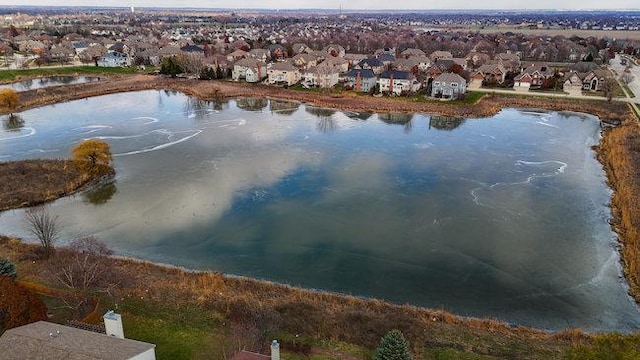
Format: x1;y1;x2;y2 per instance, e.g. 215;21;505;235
1;90;639;331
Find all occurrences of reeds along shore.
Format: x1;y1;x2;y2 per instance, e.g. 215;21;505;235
596;117;640;302
0;236;572;359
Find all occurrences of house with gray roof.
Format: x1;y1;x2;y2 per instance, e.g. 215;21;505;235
431;72;467;99
378;70;421;95
342;69;377;93
0;320;156;360
354;57;385;75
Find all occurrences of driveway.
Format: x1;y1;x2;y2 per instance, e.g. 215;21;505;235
610;54;640;104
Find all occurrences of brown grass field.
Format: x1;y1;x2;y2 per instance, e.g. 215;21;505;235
451;27;640;40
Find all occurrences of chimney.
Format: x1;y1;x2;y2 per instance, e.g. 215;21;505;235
389;73;394;95
270;340;280;360
355;71;361;92
103;310;125;339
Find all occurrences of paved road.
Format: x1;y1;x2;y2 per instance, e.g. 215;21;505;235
611;54;640;102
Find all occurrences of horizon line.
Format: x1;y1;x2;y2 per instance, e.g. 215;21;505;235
2;5;640;11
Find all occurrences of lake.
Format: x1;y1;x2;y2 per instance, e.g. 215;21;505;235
1;90;639;331
1;76;101;92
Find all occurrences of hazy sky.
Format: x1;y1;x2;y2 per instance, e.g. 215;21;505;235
3;0;639;10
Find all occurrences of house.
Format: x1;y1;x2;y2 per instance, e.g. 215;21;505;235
323;44;346;57
248;49;270;63
291;53;318;69
323;56;349;73
108;42;131;55
513;64;554;90
71;41;88;55
158;45;182;59
400;48;426;58
49;45;76;63
354;57;385;75
232;58;267;83
378;70;421;95
291;43;308;55
344;53;368;67
563;71;583;95
376;53;396;66
374;47;396;56
581;70;606;91
268;44;287;61
465;51;490;67
267;61;301;86
427;59;455;78
471;64;507;85
342;68;377;93
302;62;340;88
429;50;453;62
306;50;328;63
394;58;420;74
227;49;248;62
493;52;521;72
0;312;155;360
97;51;131;67
431;72;467;99
180;44;204;56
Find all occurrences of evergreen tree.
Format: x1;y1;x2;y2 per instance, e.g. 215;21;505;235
0;258;17;280
373;329;413;360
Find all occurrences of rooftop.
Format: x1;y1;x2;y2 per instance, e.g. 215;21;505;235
0;321;155;360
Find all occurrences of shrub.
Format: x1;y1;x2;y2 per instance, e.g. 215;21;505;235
373;329;413;360
0;258;16;280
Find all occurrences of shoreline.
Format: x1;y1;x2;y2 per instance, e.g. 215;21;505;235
4;74;629;122
1;74;639;341
0;236;574;358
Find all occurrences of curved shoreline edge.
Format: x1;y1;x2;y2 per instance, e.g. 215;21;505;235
1;74;639;337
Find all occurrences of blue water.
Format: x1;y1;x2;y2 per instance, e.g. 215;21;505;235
1;90;638;331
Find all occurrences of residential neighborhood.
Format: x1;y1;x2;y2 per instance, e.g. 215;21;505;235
0;8;638;101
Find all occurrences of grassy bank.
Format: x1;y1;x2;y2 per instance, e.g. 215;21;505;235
0;160;113;212
0;237;574;359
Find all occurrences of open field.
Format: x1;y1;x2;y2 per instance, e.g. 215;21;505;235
450;27;640;40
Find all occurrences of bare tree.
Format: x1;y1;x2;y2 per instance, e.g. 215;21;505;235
53;236;117;290
25;206;61;257
601;78;615;102
621;71;635;85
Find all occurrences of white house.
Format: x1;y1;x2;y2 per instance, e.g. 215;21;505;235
0;312;156;360
267;61;301;86
302;62;340;88
232;58;267;83
431;72;467;99
378;70;421;95
97;52;131;67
